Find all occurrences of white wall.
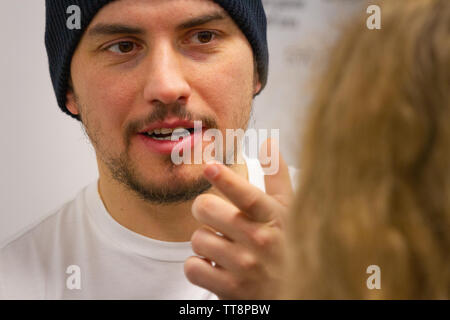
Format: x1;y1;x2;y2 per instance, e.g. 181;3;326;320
254;0;363;164
0;0;98;244
0;0;362;244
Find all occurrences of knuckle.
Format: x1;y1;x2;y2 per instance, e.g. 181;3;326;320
229;211;245;227
184;257;201;282
191;229;207;250
239;252;258;271
250;228;273;248
220;176;234;190
192;195;214;218
193;194;209;211
241;191;260;213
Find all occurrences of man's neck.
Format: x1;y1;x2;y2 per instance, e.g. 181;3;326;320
97;162;249;242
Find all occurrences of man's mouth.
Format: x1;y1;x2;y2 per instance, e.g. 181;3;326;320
142;127;196;141
137;119;206;155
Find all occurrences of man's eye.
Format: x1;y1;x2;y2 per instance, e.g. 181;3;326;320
191;31;217;44
107;41;137;54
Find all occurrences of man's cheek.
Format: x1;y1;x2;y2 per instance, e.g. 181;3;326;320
93;85;136;119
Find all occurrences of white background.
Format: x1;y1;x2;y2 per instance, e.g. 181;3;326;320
0;0;363;244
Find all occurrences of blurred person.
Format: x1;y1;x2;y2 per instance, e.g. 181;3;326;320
283;0;449;299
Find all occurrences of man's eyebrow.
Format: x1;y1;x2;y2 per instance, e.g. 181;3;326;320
87;11;228;38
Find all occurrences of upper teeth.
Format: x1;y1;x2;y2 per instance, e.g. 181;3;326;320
146;127;190;135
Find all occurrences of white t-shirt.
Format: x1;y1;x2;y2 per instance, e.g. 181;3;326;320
0;157;298;300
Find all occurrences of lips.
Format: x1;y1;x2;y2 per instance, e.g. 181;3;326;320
138;119;197;134
137;119;205;155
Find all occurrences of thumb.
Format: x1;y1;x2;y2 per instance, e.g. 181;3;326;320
259;138;294;206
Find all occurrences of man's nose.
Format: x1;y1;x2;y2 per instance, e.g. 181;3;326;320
142;41;192;106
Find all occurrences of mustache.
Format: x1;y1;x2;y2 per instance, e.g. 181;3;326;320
127;102;218;136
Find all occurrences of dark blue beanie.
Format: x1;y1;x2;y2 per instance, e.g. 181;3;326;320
45;0;269;121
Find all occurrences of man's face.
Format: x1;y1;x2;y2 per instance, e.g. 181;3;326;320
67;0;261;204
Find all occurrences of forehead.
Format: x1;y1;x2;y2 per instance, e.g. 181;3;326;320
87;0;233;33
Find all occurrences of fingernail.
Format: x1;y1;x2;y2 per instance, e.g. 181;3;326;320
204;164;220;179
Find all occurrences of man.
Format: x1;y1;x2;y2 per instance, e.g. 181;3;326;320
0;0;296;299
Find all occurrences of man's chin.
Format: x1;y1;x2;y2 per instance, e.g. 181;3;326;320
125;174;212;205
133;179;211;205
107;153;213;204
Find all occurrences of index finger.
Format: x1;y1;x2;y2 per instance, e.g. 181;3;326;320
203;162;281;223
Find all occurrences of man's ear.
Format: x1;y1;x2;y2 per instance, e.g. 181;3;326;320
253;69;262;96
254;80;262;95
65;81;80;116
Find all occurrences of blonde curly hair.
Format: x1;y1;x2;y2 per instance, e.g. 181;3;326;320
284;0;450;299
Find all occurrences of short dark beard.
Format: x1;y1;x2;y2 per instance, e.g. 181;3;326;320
77;107;215;205
107;151;213;205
